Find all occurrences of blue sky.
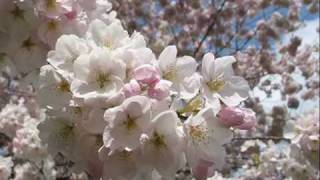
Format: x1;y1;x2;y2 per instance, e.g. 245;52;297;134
284;18;319;45
253;15;319;116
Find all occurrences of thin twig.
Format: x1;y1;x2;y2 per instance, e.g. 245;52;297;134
180;0;195;50
4;89;35;97
193;0;227;57
169;25;179;47
232;136;291;142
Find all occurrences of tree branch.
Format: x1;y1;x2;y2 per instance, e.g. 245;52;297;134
193;0;227;58
232;136;291;142
169;25;179;48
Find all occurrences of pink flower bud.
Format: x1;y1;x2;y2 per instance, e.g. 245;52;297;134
218;107;256;130
148;80;170;100
192;159;214;180
133;64;161;86
218;107;245;127
234;108;256;130
122;80;141;98
64;10;77;20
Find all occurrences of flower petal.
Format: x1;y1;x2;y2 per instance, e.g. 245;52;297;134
158;45;177;72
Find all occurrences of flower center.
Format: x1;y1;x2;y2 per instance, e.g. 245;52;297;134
151;131;167;149
21;37;35;51
95;135;103;147
207;76;225;92
118;150;132;160
123;117;137;131
104;40;113;49
163;66;177;81
48;20;58;31
59;124;74;139
179;94;204;114
73;107;82;114
57;79;70;92
96;73;109;89
189;125;207;141
10;5;24;20
46;0;56;10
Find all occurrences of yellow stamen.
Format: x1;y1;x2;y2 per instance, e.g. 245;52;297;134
163;67;177;81
57;79;70;92
104;40;113;49
118;150;132;160
10;5;24;20
21;37;35;51
96;73;109;89
95;135;103;147
48;20;58;31
123;118;137;131
179;94;204;114
73;107;82;114
46;0;56;10
189;125;207;141
151;131;167;149
59;124;73;139
207;76;225;92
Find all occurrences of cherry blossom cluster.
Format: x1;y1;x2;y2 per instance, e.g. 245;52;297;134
284;108;319;171
210;107;319;180
0;0;318;179
110;0;318;58
37;8;257;178
109;0;320;108
0;97;57;180
0;0;117;74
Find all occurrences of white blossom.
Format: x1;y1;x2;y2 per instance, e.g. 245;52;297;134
0;99;30;138
47;34;89;76
38;65;73;110
71;47;125;104
141;110;186;178
184;107;233;171
0;1;258;179
158;45;199;98
103;96;152;152
201;53;250;107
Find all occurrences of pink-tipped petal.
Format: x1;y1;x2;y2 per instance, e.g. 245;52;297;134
218;107;245;127
133;64;161;86
192;159;214;180
122;80;141;98
148;80;170;100
64;10;77;20
234;108;256;130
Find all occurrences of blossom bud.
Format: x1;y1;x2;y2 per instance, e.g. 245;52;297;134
192;159;214;180
218;107;245;127
133;64;161;86
122;80;141;98
234;108;256;130
218;107;256;130
148;80;170;100
64;10;77;20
